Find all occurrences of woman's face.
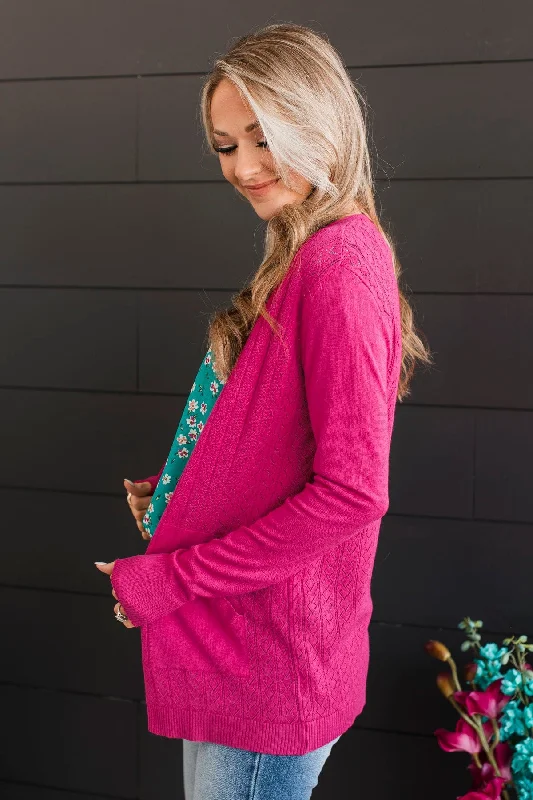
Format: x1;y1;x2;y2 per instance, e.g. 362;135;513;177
209;78;313;221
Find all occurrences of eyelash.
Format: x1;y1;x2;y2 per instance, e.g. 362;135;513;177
214;140;269;156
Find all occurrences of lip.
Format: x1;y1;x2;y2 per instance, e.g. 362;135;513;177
245;178;280;196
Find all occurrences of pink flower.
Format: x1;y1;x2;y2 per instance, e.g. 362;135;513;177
435;719;492;755
454;678;510;719
457;776;506;799
467;742;512;787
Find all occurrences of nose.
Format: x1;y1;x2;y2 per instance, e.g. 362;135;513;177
233;142;269;186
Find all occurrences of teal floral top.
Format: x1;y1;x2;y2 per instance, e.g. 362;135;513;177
142;347;225;538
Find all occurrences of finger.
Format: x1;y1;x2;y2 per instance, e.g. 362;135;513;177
119;603;135;628
95;560;115;575
132;505;149;521
124;480;153;497
114;602;135;628
135;517;151;537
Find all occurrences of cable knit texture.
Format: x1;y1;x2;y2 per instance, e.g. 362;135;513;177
110;213;402;755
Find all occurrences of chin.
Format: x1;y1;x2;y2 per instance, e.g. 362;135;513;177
250;193;307;222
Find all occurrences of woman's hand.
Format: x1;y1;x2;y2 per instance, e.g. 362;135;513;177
95;561;136;628
124;478;153;540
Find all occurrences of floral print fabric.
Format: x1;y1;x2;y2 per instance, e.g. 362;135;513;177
142;348;225;537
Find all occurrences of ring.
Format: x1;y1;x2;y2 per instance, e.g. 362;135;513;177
115;609;128;623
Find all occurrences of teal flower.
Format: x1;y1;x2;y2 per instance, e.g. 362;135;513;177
502;669;525;696
515;776;533;800
525;679;533;697
474;658;504;690
479;643;509;661
473;644;509;689
500;701;527;740
525;705;533;730
512;737;533;776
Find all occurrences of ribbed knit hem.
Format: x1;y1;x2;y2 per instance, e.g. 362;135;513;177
145;702;363;756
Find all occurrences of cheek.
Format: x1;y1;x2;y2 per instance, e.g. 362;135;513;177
219;157;234;183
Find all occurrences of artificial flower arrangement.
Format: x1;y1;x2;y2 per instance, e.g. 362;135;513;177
425;617;533;800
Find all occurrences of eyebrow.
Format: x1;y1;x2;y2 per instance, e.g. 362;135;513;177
212;120;260;137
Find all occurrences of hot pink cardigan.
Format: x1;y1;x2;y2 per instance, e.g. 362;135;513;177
110;213;402;755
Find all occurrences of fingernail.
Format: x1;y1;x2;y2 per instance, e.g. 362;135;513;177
94;561;107;565
124;478;134;484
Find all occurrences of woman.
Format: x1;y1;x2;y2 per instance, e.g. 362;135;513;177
96;22;431;800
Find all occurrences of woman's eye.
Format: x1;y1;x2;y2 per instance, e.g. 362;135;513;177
214;140;269;157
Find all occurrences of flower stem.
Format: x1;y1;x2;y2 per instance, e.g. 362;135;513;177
476;719;501;778
490;717;500;753
448;657;462;692
448;700;501;777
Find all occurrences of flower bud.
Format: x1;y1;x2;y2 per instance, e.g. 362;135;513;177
425;640;451;662
464;662;478;682
437;672;455;699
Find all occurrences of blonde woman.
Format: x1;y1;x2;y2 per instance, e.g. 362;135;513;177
96;22;431;800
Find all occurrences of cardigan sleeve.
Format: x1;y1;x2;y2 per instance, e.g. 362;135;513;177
111;263;394;628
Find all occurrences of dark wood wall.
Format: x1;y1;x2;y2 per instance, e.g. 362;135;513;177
1;3;532;798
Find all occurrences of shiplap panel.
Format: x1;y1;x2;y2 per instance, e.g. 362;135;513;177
0;289;137;391
0;686;137;797
0;587;144;699
0;488;146;595
374;515;533;631
0;784;104;800
0;184;261;289
389;406;475;518
475;410;533;523
0;1;531;80
0;180;531;293
0;388;181;493
0;79;136;183
407;294;533;409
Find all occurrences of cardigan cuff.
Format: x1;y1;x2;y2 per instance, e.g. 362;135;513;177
110;551;188;628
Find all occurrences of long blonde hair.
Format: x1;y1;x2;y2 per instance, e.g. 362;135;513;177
199;22;433;401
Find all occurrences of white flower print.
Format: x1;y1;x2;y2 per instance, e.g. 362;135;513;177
148;347;225;538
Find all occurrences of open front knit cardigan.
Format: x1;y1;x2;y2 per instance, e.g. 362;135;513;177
110;212;402;756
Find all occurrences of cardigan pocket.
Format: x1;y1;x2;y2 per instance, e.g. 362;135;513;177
146;595;251;678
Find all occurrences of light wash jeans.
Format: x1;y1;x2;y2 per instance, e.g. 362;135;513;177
182;735;341;800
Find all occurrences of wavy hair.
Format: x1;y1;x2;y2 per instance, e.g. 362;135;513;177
199;22;433;401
